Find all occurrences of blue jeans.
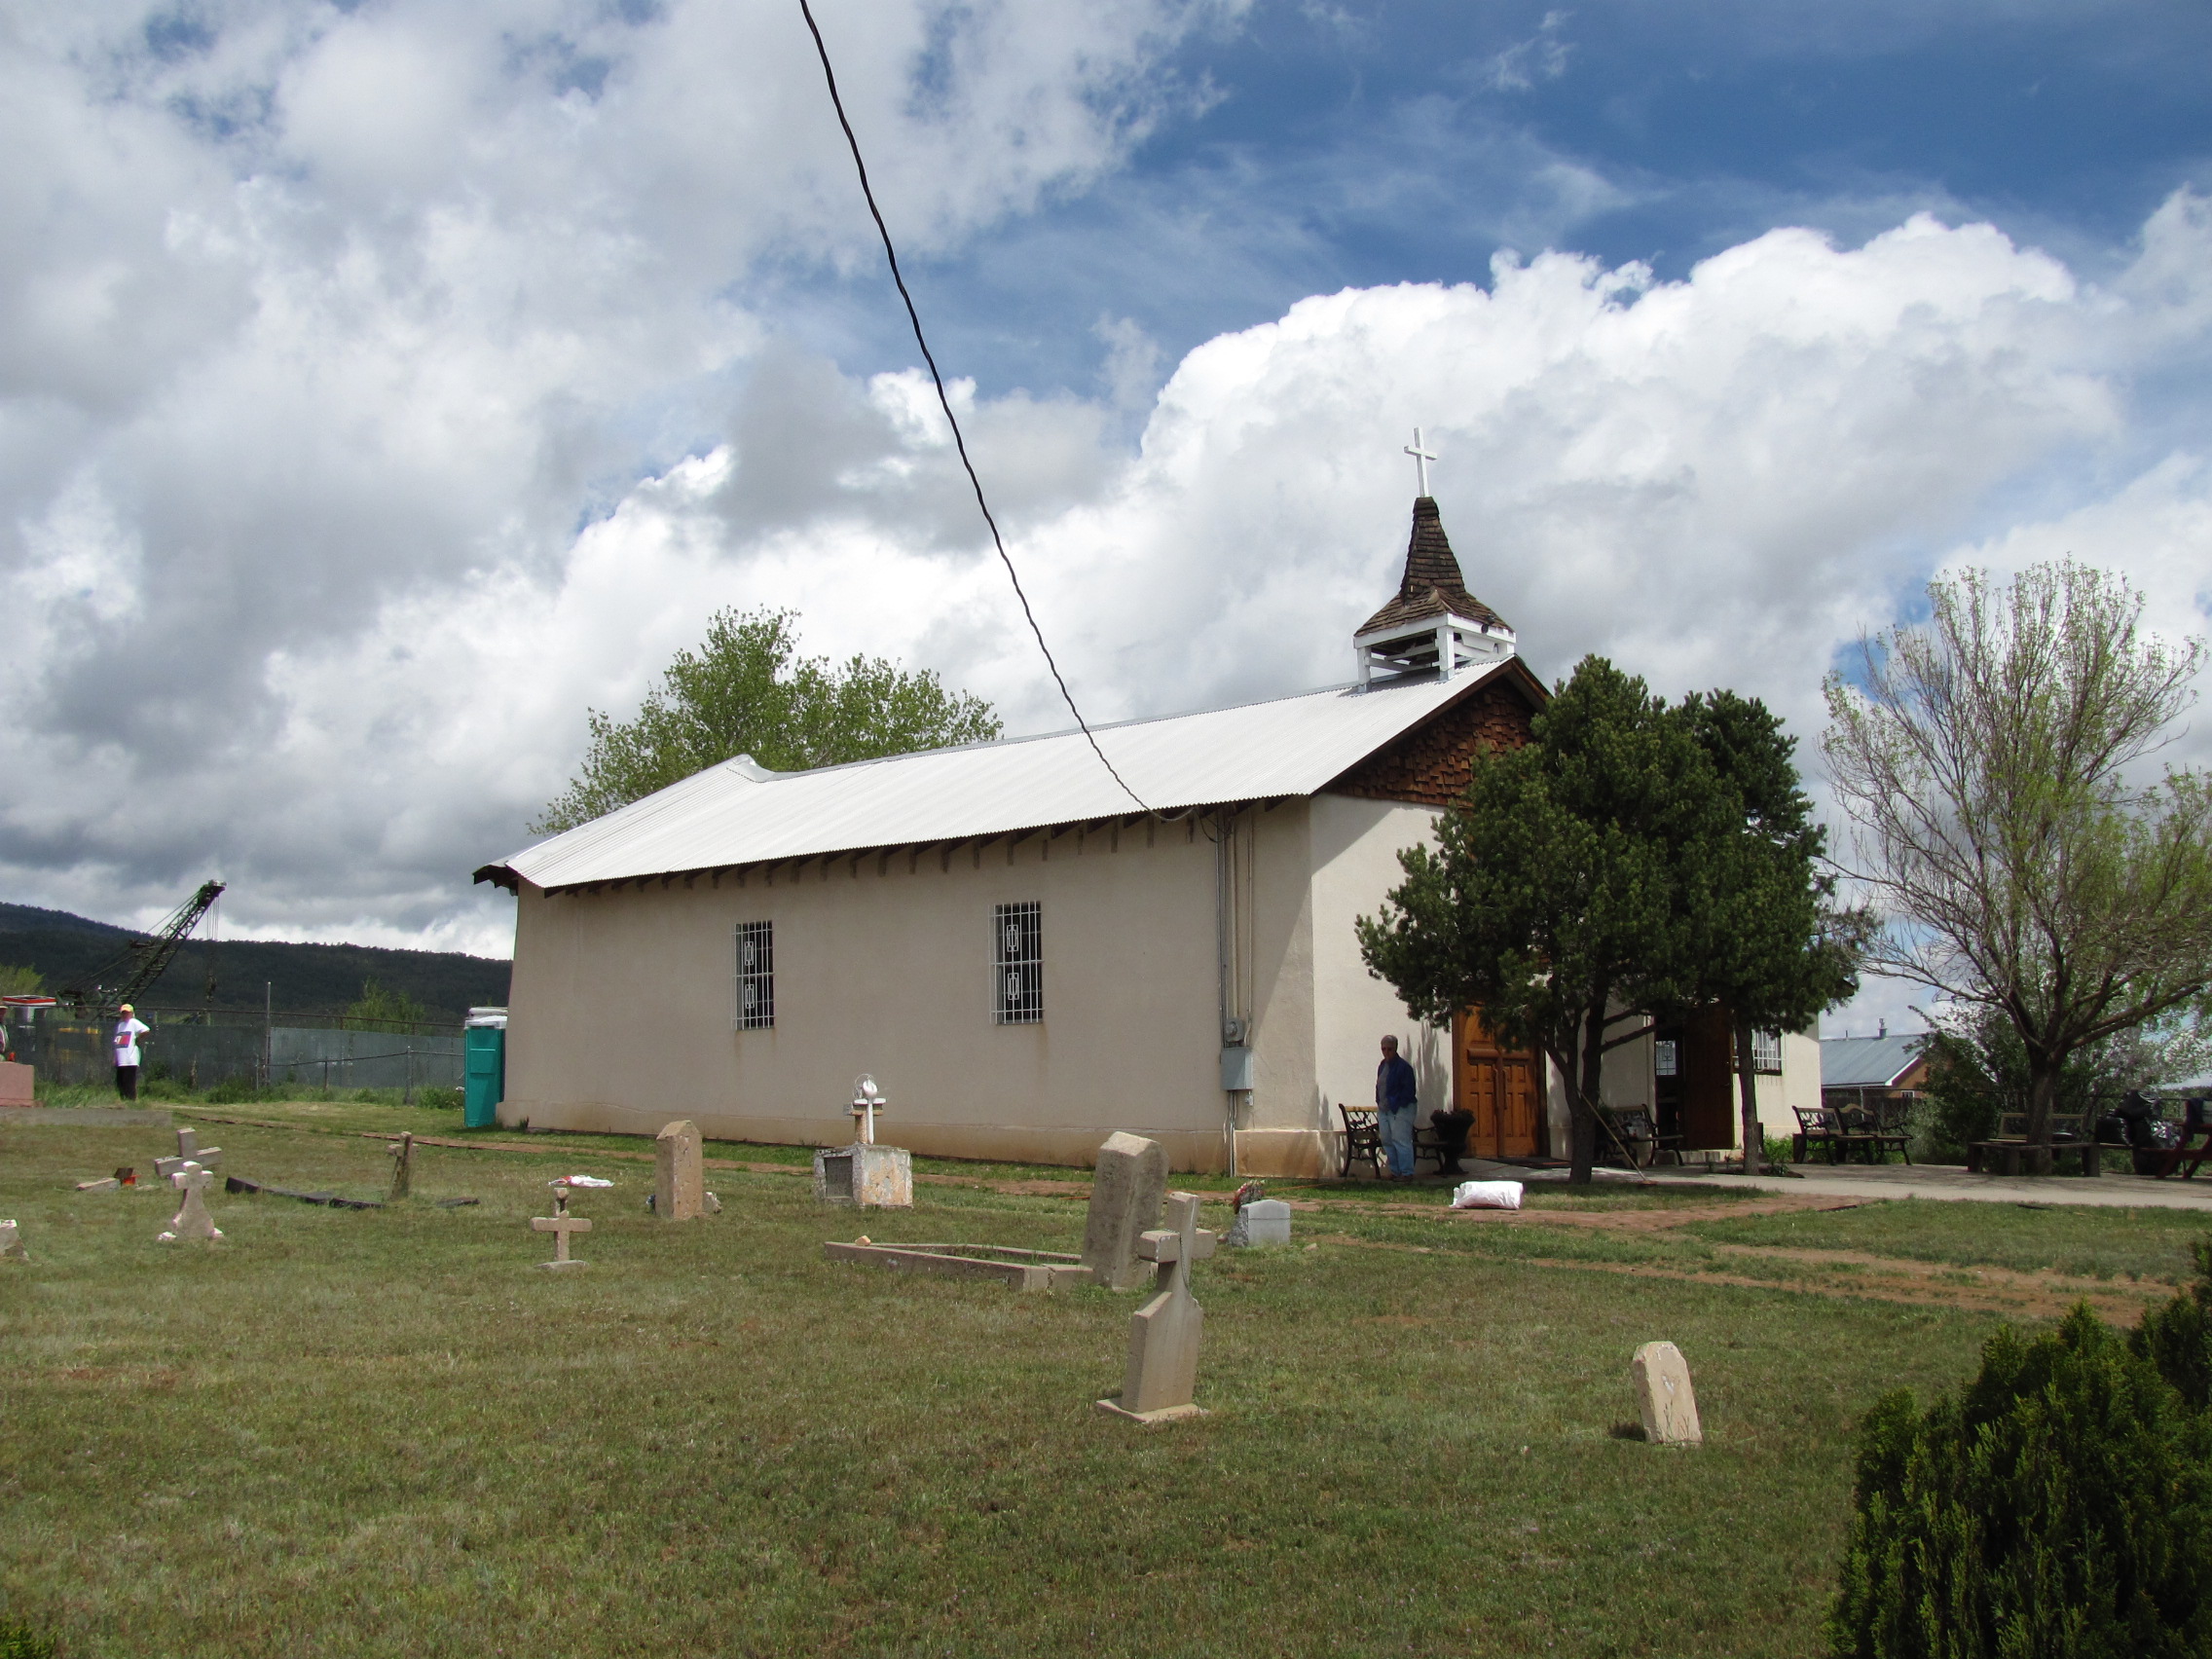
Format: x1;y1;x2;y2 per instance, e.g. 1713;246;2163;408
1380;1103;1417;1177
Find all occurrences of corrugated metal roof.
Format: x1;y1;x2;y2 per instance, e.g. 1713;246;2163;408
1820;1034;1930;1089
483;665;1527;892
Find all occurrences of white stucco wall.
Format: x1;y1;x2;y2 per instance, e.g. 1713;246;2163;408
1306;793;1452;1163
504;814;1242;1168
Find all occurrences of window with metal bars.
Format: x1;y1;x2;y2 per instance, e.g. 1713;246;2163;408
993;902;1043;1024
735;921;774;1030
1751;1029;1784;1075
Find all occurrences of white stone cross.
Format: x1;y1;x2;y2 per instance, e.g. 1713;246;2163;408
1404;427;1438;497
532;1185;592;1269
1098;1190;1216;1422
850;1078;886;1147
158;1161;223;1244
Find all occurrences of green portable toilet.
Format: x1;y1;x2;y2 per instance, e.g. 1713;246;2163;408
462;1008;506;1128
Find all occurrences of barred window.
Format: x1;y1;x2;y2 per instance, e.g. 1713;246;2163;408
735;921;774;1030
993;902;1043;1025
1751;1029;1784;1075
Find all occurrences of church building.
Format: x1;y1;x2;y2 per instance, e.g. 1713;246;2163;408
476;497;1815;1173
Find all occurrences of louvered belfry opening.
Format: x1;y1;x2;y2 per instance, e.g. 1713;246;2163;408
1353;497;1517;686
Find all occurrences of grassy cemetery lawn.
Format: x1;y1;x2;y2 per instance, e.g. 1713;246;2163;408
4;1116;2205;1657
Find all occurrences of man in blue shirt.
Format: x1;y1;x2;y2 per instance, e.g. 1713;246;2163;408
1376;1034;1419;1181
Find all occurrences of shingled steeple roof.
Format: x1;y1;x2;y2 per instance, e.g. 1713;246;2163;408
1356;497;1509;638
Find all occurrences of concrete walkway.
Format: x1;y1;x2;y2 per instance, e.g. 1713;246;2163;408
1629;1161;2212;1212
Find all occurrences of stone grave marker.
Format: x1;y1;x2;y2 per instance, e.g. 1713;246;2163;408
813;1143;912;1207
1097;1191;1216;1423
158;1162;223;1244
654;1120;704;1220
532;1183;593;1270
176;1127;199;1159
1630;1341;1703;1446
1080;1131;1167;1291
387;1132;416;1201
156;1145;222;1181
0;1220;24;1262
1225;1198;1292;1248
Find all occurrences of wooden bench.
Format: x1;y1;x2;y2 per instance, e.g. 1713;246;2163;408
1969;1113;2099;1177
1862;1099;1913;1164
1338;1103;1466;1178
1601;1106;1678;1168
1793;1106;1873;1163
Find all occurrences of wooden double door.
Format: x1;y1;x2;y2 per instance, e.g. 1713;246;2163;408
1453;1010;1545;1160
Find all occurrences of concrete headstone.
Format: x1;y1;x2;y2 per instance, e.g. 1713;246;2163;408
1098;1191;1216;1422
176;1127;199;1160
813;1143;912;1207
1081;1131;1168;1291
1631;1341;1703;1446
655;1120;705;1220
1224;1198;1292;1248
158;1162;223;1244
0;1220;24;1261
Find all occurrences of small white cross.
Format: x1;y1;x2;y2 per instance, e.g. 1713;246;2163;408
1404;427;1438;497
533;1185;594;1268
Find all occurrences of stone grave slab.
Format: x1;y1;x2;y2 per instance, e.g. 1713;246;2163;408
655;1120;705;1220
824;1239;1090;1290
1225;1198;1292;1248
1081;1132;1167;1291
1631;1341;1703;1446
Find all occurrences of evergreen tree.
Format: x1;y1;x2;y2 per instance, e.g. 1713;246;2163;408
1357;656;1716;1183
1679;689;1866;1168
1832;1256;2212;1658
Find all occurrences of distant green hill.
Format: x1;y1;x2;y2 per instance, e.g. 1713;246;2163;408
0;903;510;1021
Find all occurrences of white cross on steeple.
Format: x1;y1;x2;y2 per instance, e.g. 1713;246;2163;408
1404;428;1438;497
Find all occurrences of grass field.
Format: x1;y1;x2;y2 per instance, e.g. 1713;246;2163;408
3;1109;2204;1657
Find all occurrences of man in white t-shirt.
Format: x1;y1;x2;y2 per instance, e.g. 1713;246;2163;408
113;1004;150;1101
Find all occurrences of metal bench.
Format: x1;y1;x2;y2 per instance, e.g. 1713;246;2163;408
1793;1105;1872;1163
1337;1103;1383;1179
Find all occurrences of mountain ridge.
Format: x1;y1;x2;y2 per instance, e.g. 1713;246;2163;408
0;902;510;1021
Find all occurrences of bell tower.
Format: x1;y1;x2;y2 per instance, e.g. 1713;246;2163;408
1353;491;1516;687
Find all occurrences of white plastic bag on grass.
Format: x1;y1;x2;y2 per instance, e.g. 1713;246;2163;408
1452;1180;1523;1210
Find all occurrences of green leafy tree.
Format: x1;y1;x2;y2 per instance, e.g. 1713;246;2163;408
344;978;430;1033
1921;1002;2211;1159
0;963;44;997
533;608;1002;833
1357;656;1716;1183
1679;690;1867;1169
1825;563;2212;1161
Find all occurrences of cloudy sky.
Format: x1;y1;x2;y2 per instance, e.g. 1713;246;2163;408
6;0;2209;1033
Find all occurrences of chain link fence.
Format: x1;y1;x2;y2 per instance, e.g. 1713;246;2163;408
7;1006;464;1093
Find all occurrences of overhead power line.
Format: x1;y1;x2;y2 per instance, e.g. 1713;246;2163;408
795;0;1149;815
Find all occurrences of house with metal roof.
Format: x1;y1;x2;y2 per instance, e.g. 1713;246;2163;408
476;495;1814;1173
1819;1031;1932;1120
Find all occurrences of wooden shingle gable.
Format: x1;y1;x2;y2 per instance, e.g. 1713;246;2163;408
1322;659;1548;808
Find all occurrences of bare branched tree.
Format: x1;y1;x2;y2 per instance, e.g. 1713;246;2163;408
1824;562;2212;1162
